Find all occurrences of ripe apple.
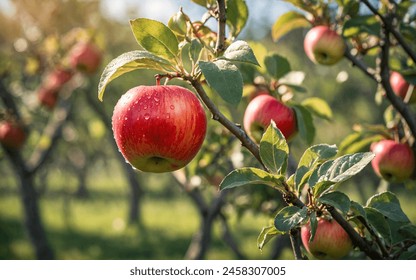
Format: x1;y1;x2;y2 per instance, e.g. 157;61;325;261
112;85;207;173
301;218;353;259
304;25;346;65
0;121;26;150
43;67;73;92
243;94;297;143
37;87;59;110
389;71;416;103
68;41;102;74
370;139;415;182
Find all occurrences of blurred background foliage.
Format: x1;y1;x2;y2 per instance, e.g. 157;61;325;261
0;0;415;260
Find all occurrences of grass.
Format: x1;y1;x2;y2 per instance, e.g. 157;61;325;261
0;169;290;260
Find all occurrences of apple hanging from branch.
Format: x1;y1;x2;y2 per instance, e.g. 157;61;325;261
243;94;297;143
370;139;415;182
68;41;102;74
112;85;207;173
303;25;346;65
0;120;27;150
389;71;416;103
301;217;353;260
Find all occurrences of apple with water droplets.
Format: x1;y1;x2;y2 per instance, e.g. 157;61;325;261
304;25;346;65
301;218;353;259
112;85;207;173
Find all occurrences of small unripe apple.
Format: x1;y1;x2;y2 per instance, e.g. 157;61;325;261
0;121;26;150
389;71;416;103
370;139;415;182
112;85;207;173
243;94;297;143
68;41;102;74
304;26;346;65
301;218;353;259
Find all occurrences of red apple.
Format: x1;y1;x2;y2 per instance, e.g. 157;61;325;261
37;87;59;110
301;218;353;260
389;71;416;103
243;94;297;143
304;26;346;65
370;139;415;182
43;68;73;92
112;85;207;173
0;121;26;150
68;41;102;74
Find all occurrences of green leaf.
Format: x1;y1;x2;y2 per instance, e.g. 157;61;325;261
301;97;333;121
292;104;315;145
220;167;286;191
365;207;392;245
399;224;416;241
318;191;351;215
199;60;243;105
98;50;174;101
259;121;289;175
189;39;203;64
338;132;385;155
366;191;410;223
274;206;308;232
257;225;284;250
271;11;310;42
308;211;318;242
264;54;291;80
312;152;375;197
342;15;380;37
294;144;338;193
226;0;249;38
350;201;367;219
130;18;179;61
223;40;259;65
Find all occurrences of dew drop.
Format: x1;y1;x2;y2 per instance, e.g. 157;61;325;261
143;105;148;110
144;114;150;120
166;113;170;119
154;96;160;102
124;117;128;120
170;105;175;110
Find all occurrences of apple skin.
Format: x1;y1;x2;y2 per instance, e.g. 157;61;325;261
0;121;26;150
37;87;58;110
370;139;415;182
112;85;207;173
301;218;353;260
68;41;102;74
243;94;297;143
304;26;346;65
389;71;416;103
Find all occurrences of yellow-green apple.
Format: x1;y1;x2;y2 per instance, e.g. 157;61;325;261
0;121;26;150
304;25;346;65
243;94;297;143
389;71;416;103
301;218;353;259
370;139;415;182
68;41;102;74
112;85;207;173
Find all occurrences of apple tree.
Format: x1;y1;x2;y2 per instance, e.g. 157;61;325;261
97;0;416;260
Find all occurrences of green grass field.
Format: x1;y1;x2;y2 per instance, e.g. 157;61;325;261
0;168;295;260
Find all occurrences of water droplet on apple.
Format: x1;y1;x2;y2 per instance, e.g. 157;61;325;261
124;117;128;120
144;114;150;120
143;105;148;110
170;105;175;110
154;96;160;102
166;113;170;119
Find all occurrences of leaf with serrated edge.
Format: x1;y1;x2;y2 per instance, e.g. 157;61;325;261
199;60;243;105
220;167;286;192
312;152;375;197
294;144;338;193
223;40;259;66
130;18;179;61
260;121;289;175
274;206;308;232
318;191;351;215
98;50;174;101
366;191;410;223
272;11;310;42
257;225;284;250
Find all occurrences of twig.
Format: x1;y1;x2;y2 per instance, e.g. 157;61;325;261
344;48;377;82
215;0;227;54
289;228;305;260
357;216;390;258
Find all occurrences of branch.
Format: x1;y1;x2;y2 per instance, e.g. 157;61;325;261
215;0;227;54
360;0;416;64
344;48;377;82
187;78;265;168
289;228;305;260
